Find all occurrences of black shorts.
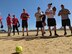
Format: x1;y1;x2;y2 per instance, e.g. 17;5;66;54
47;18;56;26
22;20;28;28
62;19;71;26
36;21;43;28
13;25;19;32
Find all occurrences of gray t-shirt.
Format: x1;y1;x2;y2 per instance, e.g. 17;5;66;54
35;12;42;21
58;9;70;20
45;8;54;18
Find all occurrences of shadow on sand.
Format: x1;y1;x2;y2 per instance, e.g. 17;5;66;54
0;34;72;41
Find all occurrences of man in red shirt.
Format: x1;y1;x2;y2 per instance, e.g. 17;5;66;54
12;15;19;35
20;9;30;36
6;14;12;36
0;16;3;28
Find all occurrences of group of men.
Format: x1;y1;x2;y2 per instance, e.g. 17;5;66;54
6;9;30;36
6;14;20;36
35;3;72;37
0;3;72;37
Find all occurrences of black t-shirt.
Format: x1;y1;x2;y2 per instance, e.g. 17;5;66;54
42;14;46;22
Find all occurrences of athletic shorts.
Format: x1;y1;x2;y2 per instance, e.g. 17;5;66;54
36;21;43;28
22;20;28;28
47;18;56;26
62;19;71;26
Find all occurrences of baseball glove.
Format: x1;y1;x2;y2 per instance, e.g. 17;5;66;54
52;6;56;11
1;24;3;28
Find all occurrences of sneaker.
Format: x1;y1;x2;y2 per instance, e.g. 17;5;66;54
49;34;52;36
27;34;29;36
42;33;44;36
18;33;19;35
55;34;59;37
35;34;38;36
22;34;24;36
44;32;46;34
64;32;67;35
8;34;10;36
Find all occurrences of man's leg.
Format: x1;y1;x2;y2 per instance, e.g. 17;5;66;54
43;27;46;34
10;26;12;36
69;26;72;35
36;28;39;36
41;28;44;36
22;20;24;36
26;20;28;36
54;26;59;36
26;28;28;36
49;26;52;36
22;28;24;36
16;25;19;35
43;23;46;34
13;25;15;35
8;26;10;36
64;26;67;35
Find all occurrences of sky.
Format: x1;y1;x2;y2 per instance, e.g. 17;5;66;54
0;0;72;31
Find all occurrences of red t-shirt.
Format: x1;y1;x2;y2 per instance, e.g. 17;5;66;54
20;13;29;20
0;16;2;21
6;16;11;25
0;16;2;24
12;18;18;26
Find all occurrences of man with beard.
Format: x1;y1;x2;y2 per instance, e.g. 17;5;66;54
45;3;58;36
20;9;30;36
6;14;12;36
58;4;72;35
12;15;19;35
35;7;44;36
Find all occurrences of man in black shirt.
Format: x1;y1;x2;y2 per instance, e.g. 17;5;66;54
41;11;46;34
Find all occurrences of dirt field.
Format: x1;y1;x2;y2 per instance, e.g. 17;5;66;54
0;30;72;54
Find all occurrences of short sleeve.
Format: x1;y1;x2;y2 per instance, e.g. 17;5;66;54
58;10;62;15
0;16;2;21
26;13;29;16
45;9;49;13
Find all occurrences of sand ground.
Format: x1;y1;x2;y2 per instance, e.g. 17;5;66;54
0;30;72;54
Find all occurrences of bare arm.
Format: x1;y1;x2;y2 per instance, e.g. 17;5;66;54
27;16;30;18
58;11;61;16
67;9;71;14
53;11;56;15
26;13;30;18
35;13;37;18
20;14;22;19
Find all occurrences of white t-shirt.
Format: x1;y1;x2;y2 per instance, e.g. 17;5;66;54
35;12;42;21
45;8;54;18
